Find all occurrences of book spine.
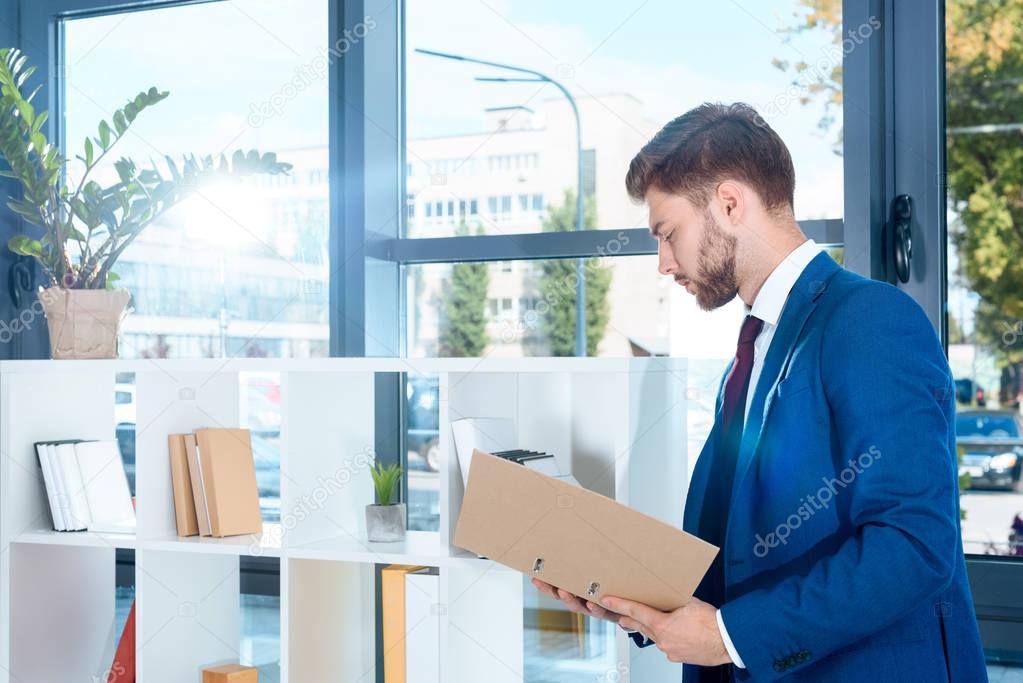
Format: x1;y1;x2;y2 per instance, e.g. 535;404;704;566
184;434;213;536
168;434;199;537
194;430;222;537
35;444;64;531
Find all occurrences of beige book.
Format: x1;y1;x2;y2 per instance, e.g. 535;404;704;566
183;433;213;537
194;428;262;538
168;434;199;537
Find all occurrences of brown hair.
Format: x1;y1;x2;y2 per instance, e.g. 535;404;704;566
625;102;795;215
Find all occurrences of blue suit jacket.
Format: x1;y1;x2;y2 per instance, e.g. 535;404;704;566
632;252;986;682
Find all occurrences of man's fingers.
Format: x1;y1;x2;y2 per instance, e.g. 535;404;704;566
584;600;620;623
557;588;591;614
601;596;664;632
532;583;625;627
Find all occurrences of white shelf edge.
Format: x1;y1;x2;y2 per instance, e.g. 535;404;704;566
13;529;136;550
285;531;493;568
10;527;502;569
141;523;283;557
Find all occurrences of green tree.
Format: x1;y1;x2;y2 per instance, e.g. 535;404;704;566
778;1;1023;372
946;0;1023;371
536;190;611;356
439;223;489;357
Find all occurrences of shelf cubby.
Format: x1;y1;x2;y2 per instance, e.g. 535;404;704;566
285;558;375;681
0;356;689;682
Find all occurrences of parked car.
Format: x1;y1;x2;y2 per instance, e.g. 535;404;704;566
114;383;136;426
251;430;281;522
115;422;135;495
957;410;1023;490
407;376;440;471
955;378;987;407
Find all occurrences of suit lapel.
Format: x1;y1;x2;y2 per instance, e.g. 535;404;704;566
730;252;841;501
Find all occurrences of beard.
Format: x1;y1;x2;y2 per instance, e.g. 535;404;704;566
690;211;739;311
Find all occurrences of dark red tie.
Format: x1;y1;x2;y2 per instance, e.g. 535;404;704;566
700;314;764;564
721;314;765;431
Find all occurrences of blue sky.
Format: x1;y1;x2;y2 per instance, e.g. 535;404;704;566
60;0;844;219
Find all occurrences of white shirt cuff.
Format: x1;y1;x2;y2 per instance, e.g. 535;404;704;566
716;609;746;669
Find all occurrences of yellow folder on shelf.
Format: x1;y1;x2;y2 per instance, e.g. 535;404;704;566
454;449;718;612
382;564;427;683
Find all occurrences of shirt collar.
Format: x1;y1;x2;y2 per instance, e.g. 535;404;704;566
749;239;820;327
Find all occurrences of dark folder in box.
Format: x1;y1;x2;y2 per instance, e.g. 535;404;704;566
454;449;718;612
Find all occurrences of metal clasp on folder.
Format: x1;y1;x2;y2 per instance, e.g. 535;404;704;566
532;557;544;573
586;582;600;597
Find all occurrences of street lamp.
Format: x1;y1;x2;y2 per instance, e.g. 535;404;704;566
415;48;588;357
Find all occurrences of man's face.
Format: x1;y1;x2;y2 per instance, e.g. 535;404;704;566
647;186;739;311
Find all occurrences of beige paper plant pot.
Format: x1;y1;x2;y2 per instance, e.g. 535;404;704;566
38;287;130;359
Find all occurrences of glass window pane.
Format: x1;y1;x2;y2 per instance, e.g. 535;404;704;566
945;0;1023;560
242;372;282;524
408;254;756;358
63;1;329;359
405;0;843;239
406;373;441;532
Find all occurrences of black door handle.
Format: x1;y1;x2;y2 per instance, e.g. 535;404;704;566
885;194;913;283
8;256;33;309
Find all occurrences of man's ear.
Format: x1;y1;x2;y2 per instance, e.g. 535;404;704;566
715;181;744;224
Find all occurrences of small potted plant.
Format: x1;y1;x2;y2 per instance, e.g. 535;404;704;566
366;461;405;542
0;48;291;358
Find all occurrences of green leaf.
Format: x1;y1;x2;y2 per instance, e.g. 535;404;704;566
84;136;94;167
164;155;180;181
113;110;127;135
138;168;161;184
31;110;47;133
98;120;111;148
7;235;42;257
23;82;41;104
114;158;136;184
15;97;33;126
29;132;46;154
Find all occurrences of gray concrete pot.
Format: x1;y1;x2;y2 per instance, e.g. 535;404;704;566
365;503;406;542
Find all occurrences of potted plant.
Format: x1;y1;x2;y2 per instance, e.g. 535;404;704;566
366;461;406;542
0;48;291;358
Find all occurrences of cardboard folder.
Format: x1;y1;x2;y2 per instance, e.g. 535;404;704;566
454;449;718;612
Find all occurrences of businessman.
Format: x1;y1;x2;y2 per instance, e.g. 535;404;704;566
533;102;987;681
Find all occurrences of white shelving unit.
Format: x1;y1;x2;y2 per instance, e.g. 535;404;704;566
0;356;688;683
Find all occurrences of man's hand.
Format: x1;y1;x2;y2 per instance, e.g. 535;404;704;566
601;594;732;666
531;578;622;624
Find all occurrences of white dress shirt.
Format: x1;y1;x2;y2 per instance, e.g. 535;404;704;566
716;238;821;669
